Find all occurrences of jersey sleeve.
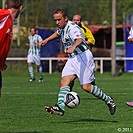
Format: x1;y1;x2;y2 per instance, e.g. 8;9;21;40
0;9;13;71
38;35;43;42
0;9;10;22
70;26;84;41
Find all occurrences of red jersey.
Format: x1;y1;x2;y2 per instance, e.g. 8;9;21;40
0;9;13;71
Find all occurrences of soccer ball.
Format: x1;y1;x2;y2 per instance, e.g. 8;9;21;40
64;91;80;109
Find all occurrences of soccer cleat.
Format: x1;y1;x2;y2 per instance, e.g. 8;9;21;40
39;76;43;82
107;97;116;115
45;104;64;116
126;101;133;107
28;78;35;82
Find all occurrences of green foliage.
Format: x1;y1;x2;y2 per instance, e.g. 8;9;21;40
1;0;133;26
0;71;133;133
117;0;133;24
19;0;133;27
1;0;133;48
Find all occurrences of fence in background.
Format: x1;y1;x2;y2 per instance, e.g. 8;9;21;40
6;57;133;74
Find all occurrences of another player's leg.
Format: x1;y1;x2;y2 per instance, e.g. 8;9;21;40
0;64;7;97
45;86;70;116
36;57;43;82
38;65;43;82
28;63;35;82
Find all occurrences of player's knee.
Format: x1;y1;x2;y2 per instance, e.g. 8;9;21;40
82;83;92;93
60;78;70;87
28;63;32;66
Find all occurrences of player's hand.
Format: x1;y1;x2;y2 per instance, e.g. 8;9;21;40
38;41;43;48
64;46;75;54
38;40;47;48
26;43;30;46
33;41;38;45
2;63;7;71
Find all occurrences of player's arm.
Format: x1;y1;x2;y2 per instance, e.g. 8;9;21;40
65;27;84;54
26;43;30;46
26;37;30;46
38;32;60;47
2;63;7;71
73;38;83;48
65;38;83;54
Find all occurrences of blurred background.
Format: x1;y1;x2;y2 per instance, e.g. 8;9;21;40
0;0;133;73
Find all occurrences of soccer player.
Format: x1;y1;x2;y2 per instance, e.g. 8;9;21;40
72;14;95;50
69;14;96;91
125;25;133;107
26;27;43;82
38;9;116;116
0;0;24;97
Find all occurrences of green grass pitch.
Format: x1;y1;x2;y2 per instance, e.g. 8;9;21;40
0;71;133;133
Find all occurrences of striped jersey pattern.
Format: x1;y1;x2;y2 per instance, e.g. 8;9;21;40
28;34;43;55
57;20;88;58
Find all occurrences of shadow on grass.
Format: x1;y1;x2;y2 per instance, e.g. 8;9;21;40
116;72;124;76
63;118;118;123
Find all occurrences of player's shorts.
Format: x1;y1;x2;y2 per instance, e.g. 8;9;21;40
27;53;41;65
62;50;95;85
0;72;2;89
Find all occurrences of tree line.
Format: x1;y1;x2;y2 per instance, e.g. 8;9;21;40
19;0;133;28
0;0;133;27
0;0;133;48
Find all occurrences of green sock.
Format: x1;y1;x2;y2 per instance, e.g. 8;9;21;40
57;86;70;111
91;85;110;104
31;76;35;79
40;75;43;79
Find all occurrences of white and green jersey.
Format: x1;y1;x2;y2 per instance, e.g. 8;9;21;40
28;34;43;55
128;25;133;39
57;20;88;57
